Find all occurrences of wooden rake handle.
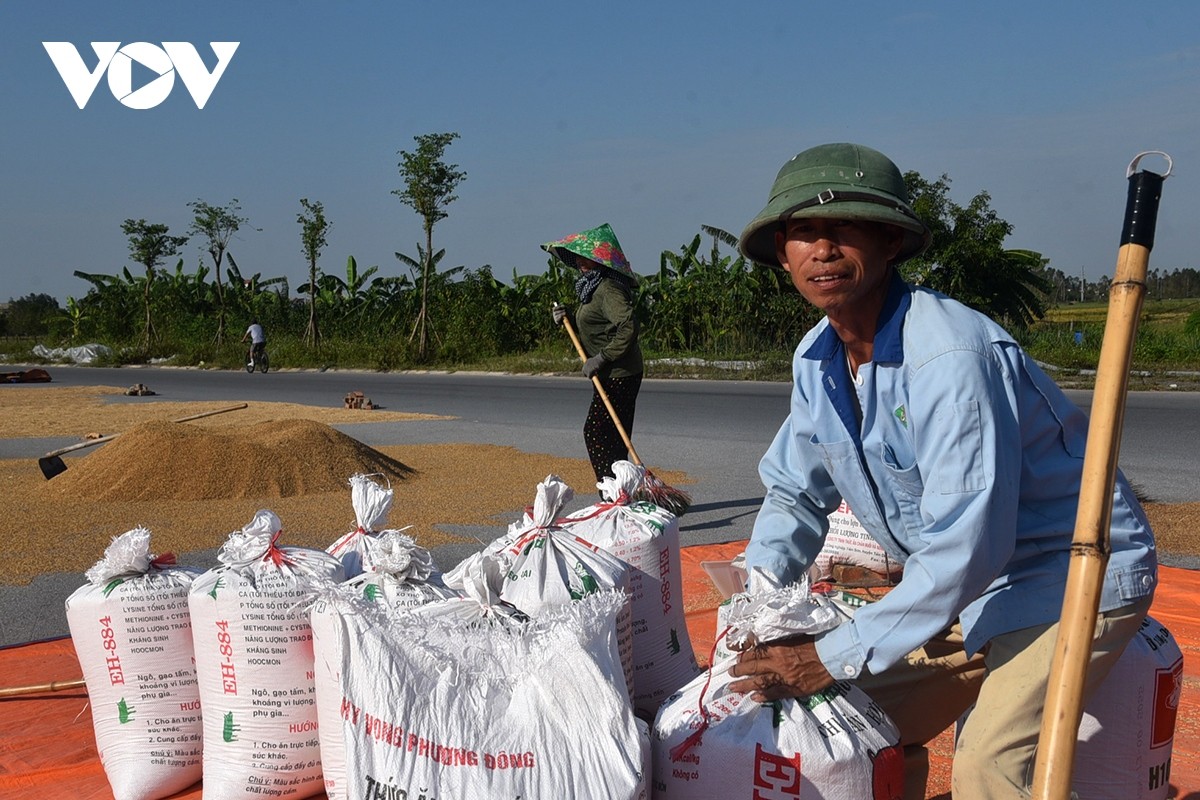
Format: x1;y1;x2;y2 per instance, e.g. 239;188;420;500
557;306;644;467
42;403;250;458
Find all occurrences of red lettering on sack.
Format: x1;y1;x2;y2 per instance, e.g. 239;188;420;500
483;750;535;770
870;744;904;800
1152;657;1184;749
751;742;801;799
99;616;124;685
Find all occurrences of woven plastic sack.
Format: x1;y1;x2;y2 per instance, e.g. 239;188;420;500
445;474;636;694
325;473;409;579
1074;615;1183;799
65;527;203;800
810;500;901;582
310;532;458;800
188;510;344;799
559;460;699;715
333;589;646;798
653;573;904;799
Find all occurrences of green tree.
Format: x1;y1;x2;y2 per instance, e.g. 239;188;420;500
902;172;1051;328
297;198;331;347
188;198;254;345
120;218;188;350
393;132;467;359
2;293;61;337
64;296;88;340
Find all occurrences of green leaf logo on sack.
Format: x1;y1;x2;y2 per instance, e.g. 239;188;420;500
363;584;381;602
117;698;134;724
894;405;908;428
568;562;600;599
521;536;547;556
207;577;225;599
802;680;852;710
102;577;125;597
222;711;239;743
42;42;239;109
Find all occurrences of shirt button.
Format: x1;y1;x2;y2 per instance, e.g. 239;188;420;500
843;665;856;677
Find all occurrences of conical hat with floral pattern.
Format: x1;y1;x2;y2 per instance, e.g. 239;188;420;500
540;222;638;284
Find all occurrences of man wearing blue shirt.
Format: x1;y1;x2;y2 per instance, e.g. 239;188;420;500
727;143;1156;799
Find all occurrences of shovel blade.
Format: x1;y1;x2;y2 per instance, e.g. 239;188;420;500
39;455;68;480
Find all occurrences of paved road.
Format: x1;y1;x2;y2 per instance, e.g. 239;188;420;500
2;366;1197;645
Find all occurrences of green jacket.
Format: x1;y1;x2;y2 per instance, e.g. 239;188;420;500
575;277;643;378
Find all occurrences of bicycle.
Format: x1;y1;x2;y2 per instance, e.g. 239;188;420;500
245;343;269;374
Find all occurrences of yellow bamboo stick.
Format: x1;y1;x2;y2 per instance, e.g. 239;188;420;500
1031;152;1171;799
0;677;85;698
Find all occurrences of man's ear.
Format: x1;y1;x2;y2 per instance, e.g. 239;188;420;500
884;225;906;262
774;228;789;269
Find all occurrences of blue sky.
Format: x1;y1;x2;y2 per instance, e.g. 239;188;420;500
3;2;1197;304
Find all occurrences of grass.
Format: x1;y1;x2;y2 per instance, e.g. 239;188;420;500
1014;298;1200;388
6;298;1199;388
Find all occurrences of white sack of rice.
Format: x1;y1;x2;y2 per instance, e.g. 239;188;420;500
332;589;647;798
445;474;635;695
325;473;401;579
310;531;457;800
558;460;700;716
188;509;344;799
1077;615;1182;799
810;500;901;582
653;572;903;799
66;527;203;800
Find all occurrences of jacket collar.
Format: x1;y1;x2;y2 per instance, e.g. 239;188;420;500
802;271;911;364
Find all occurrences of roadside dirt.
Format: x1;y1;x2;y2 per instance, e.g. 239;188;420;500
0;384;1193;585
0;385;690;584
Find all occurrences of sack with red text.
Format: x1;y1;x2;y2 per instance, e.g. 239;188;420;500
65;527;203;800
310;531;458;800
445;474;636;694
188;510;344;799
558;460;699;716
1073;615;1184;800
325;473;409;579
653;573;903;799
810;500;901;584
336;589;647;799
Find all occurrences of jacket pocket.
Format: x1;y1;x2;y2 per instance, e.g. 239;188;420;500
879;442;926;531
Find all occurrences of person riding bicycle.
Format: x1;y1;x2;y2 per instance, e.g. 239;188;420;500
241;319;266;367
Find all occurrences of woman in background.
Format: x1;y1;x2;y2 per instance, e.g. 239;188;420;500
542;223;643;483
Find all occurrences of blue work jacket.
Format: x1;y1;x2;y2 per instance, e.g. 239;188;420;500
746;275;1157;680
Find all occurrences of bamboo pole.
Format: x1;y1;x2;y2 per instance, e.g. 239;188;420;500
1031;152;1171;799
0;677;85;698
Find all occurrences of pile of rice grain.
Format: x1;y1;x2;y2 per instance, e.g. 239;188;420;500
38;418;413;502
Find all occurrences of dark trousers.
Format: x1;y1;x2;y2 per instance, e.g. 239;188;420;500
584;372;642;482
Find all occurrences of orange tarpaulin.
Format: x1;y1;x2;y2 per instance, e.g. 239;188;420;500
1;546;1195;800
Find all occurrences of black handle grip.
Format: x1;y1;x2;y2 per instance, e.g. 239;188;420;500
1120;168;1166;250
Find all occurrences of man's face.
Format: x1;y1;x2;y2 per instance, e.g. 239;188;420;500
774;217;903;322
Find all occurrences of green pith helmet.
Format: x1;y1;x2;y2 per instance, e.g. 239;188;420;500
737;142;931;267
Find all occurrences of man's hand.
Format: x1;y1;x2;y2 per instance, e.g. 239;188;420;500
551;304;568;326
582;353;607;378
727;634;836;702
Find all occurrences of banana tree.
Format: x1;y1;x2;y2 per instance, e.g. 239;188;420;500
63;296;88;341
395;245;461;356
